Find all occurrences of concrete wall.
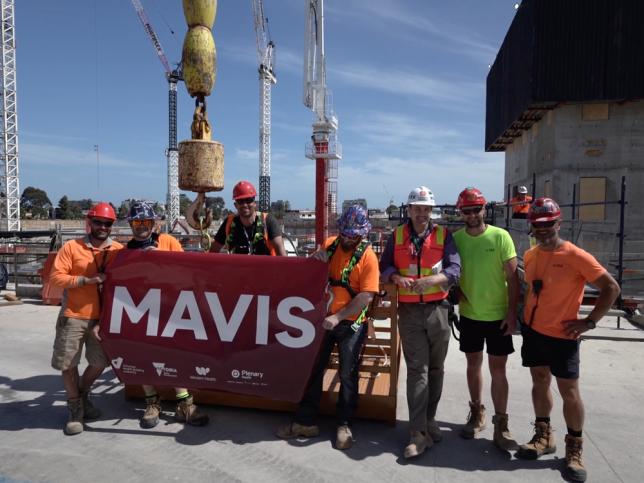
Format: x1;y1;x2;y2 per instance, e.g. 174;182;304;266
504;100;644;295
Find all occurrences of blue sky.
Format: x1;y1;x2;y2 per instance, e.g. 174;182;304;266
17;0;516;210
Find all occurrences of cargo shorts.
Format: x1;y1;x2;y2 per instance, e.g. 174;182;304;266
51;312;108;371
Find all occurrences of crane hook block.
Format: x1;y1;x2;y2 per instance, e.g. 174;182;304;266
182;26;217;98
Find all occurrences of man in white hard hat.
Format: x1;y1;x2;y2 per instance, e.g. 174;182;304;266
380;186;461;459
511;185;532;219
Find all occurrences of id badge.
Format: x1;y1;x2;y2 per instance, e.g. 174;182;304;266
408;263;418;276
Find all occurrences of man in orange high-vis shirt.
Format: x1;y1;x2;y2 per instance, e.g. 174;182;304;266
117;200;209;429
380;186;461;459
50;202;123;435
277;205;379;450
516;198;619;482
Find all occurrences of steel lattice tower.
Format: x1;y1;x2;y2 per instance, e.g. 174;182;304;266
258;70;272;212
0;0;19;232
166;73;180;230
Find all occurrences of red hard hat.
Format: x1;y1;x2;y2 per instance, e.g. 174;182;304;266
456;187;486;209
87;202;116;221
528;197;561;222
232;180;257;200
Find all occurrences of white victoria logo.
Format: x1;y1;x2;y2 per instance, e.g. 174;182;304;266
231;369;240;378
195;366;210;376
111;357;124;369
152;362;165;376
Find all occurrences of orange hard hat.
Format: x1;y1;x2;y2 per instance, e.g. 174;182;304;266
528;197;561;222
232;180;257;200
456;187;486;209
87;202;116;221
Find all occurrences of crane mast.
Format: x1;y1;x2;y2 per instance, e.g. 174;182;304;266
0;0;19;232
252;0;276;213
303;0;341;244
131;0;181;231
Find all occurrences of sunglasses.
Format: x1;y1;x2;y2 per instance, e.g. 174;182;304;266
236;197;255;205
91;219;113;228
340;233;362;241
130;219;154;228
461;206;483;215
531;220;557;229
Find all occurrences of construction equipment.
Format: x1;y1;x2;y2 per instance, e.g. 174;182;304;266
303;0;341;244
130;0;181;231
0;0;19;232
252;0;276;213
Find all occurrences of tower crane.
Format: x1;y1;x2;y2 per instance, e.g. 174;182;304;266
0;0;19;232
252;0;276;213
303;0;341;244
130;0;181;231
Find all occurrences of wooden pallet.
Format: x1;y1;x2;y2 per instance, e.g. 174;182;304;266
125;282;401;425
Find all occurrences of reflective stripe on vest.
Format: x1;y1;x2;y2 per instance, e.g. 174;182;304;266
224;212;276;256
393;223;448;303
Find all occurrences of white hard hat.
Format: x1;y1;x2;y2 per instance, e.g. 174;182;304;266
407;186;436;206
518;185;528;194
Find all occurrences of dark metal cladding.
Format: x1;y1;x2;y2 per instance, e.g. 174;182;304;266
485;0;644;152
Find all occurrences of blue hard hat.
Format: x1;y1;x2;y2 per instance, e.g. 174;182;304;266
338;205;371;237
128;200;157;221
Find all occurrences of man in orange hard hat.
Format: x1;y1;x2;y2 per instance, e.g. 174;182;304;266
50;202;123;435
209;180;286;256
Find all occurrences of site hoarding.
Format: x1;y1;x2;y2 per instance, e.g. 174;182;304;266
99;250;328;403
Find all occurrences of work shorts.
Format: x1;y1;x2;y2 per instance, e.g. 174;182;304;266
51;313;108;371
521;325;580;379
458;315;515;356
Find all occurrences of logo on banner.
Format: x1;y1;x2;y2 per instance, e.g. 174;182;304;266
231;369;240;378
111;357;124;369
152;361;178;378
228;368;266;386
195;366;210;376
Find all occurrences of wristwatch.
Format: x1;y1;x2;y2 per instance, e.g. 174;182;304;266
585;317;597;329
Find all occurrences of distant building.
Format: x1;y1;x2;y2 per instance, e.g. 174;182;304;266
486;0;644;294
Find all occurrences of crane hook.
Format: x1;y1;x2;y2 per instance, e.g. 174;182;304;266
186;192;213;231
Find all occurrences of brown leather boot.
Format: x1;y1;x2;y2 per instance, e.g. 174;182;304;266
80;388;101;421
175;395;209;426
516;421;556;459
461;402;486;439
564;434;587;482
492;413;518;451
140;394;161;428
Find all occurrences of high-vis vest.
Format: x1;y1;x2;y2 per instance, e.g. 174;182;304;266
224;212;276;256
393;223;448;303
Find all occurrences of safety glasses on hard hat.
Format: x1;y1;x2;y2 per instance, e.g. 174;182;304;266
91;219;113;228
531;220;557;229
461;206;483;215
236;197;255;205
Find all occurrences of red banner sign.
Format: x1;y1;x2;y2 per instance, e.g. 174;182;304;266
99;250;328;403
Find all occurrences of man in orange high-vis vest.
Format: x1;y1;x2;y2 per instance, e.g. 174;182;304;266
50;202;123;435
380;186;461;459
511;185;532;219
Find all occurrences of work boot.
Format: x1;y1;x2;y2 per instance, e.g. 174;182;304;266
403;430;432;459
460;402;486;439
492;413;518;451
426;419;443;443
516;421;556;459
80;389;101;421
564;434;587;482
140;394;161;429
175;395;209;426
336;425;353;450
64;398;84;436
276;422;320;439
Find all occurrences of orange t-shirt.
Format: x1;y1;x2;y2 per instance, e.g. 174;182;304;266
157;234;183;252
523;241;606;339
50;237;123;320
511;196;532;214
324;236;380;320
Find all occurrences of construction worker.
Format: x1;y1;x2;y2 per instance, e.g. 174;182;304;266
121;200;209;428
209;180;286;256
379;186;461;459
277;205;379;450
453;187;519;450
49;202;123;435
511;185;532;219
516;197;620;482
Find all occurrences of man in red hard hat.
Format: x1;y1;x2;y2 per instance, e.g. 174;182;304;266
516;197;620;482
209;180;286;256
453;187;519;451
50;202;123;435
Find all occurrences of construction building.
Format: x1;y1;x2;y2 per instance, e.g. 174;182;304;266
486;0;644;295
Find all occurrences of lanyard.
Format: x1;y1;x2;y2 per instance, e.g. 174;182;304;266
242;223;255;255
